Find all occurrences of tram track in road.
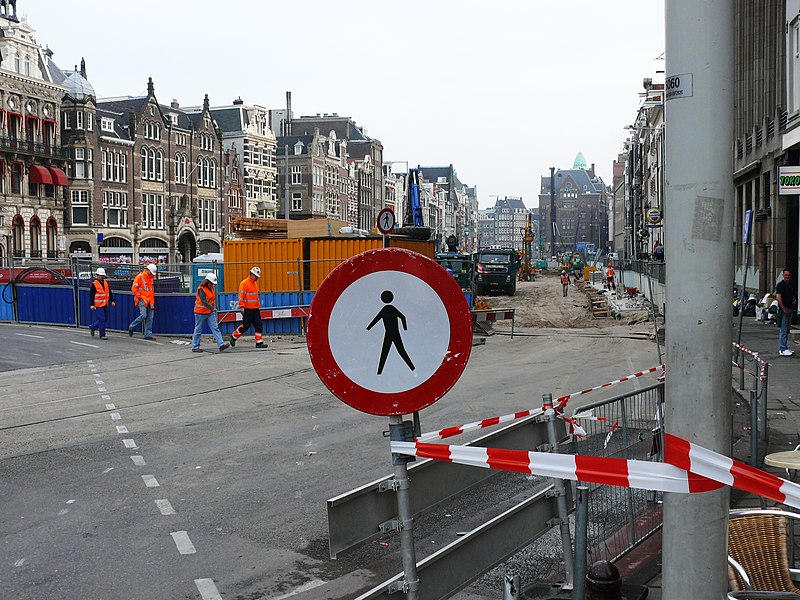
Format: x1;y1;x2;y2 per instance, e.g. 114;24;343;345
0;366;318;432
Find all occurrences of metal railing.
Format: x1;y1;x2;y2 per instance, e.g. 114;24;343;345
0;137;70;159
570;382;665;564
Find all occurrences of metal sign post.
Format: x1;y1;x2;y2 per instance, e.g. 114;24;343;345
735;209;753;359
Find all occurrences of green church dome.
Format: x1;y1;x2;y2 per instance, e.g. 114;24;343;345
573;152;587;170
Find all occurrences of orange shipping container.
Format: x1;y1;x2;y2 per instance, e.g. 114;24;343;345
223;239;303;292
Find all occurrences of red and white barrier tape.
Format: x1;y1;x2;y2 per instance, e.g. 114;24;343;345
732;342;768;365
472;310;515;323
391;440;724;495
391;434;800;509
416;364;664;442
218;307;309;324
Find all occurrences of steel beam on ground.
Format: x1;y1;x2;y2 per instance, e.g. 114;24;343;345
327;414;557;558
355;484;566;600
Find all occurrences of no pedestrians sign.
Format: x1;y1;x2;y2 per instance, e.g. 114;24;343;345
307;248;472;416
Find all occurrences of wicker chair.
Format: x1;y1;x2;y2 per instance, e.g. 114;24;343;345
728;509;800;596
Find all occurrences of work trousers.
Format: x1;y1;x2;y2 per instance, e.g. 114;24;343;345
90;306;108;337
129;303;155;337
233;307;263;343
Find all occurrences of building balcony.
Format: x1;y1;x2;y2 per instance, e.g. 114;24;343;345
0;138;71;160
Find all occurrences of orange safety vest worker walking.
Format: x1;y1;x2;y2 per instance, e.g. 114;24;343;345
128;264;157;339
606;263;616;291
561;270;570;297
229;266;267;349
192;272;229;353
89;267;115;339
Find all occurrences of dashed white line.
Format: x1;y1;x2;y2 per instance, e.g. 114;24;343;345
170;531;196;554
98;387;107;392
116;425;129;434
14;558;26;567
141;475;160;488
15;333;44;339
95;380;104;385
194;579;222;600
70;340;99;348
101;395;111;400
110;412;121;421
123;439;137;449
105;404;116;410
155;499;176;515
102;467;114;474
130;455;146;466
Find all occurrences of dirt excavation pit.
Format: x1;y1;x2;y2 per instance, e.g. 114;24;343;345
476;272;652;329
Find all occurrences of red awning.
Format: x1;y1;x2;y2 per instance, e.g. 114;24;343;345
47;166;68;186
29;164;53;185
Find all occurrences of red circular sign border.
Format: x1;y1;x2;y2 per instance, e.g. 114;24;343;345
376;207;395;234
307;247;472;416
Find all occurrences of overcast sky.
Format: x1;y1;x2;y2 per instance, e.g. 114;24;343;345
25;1;664;209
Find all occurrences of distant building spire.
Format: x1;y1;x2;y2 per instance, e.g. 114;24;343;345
80;57;87;79
147;77;154;96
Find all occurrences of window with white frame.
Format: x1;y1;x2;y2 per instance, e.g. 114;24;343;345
103;191;128;227
198;198;217;231
200;134;213;151
142;193;164;229
63;112;72;129
76;110;84;130
228;188;241;209
291;165;302;185
175;132;187;146
71;190;89;225
86;112;93;131
175;153;187;184
144;121;161;140
291;192;302;211
102;149;127;182
74;147;92;179
101;117;114;132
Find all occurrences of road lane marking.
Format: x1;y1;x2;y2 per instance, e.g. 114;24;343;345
70;341;99;348
155;499;176;515
123;439;137;449
170;531;196;554
98;387;107;392
110;413;121;420
95;380;104;385
142;475;160;487
14;558;26;567
130;456;146;466
102;467;114;474
101;395;111;400
105;404;116;410
270;580;326;600
194;579;222;600
116;425;129;434
15;333;44;339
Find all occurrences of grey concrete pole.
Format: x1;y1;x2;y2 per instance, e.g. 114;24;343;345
662;2;734;598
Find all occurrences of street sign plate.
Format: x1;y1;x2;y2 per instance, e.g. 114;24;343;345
376;208;395;235
307;248;472;416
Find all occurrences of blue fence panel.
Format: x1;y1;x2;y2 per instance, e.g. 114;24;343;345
78;289;139;333
151;295;197;335
0;290;14;321
217;291;311;336
16;285;76;325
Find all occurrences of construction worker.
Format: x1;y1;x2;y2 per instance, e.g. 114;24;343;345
128;264;157;339
230;266;267;349
192;272;230;353
560;269;570;297
606;263;616;291
89;267;115;340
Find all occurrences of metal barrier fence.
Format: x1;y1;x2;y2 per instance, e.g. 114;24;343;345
732;342;769;466
570;382;665;564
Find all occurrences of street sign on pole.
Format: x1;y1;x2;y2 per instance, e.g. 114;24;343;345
307;247;472;416
377;208;396;235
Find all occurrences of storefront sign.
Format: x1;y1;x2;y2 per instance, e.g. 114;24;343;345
778;166;800;195
645;208;662;226
665;73;693;101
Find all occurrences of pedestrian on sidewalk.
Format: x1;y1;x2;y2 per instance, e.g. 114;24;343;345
89;267;115;340
560;269;570;297
777;267;797;356
230;266;267;349
191;272;230;353
128;264;157;339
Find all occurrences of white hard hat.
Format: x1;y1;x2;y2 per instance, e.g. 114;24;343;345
204;272;218;284
95;268;106;277
147;264;157;274
250;266;261;278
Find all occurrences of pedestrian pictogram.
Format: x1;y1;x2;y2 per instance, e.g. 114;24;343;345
376;207;395;235
307;247;472;416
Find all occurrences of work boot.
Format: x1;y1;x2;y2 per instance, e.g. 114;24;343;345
219;342;230;352
192;348;203;353
100;336;108;340
128;328;134;337
255;342;268;349
229;335;236;347
90;327;96;337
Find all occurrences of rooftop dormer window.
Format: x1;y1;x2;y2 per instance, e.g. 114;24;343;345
101;118;114;132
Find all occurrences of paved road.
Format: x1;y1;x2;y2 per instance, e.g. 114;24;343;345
0;322;660;599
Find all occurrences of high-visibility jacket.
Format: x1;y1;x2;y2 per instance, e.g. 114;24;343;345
132;271;155;308
607;267;615;279
238;277;260;309
91;279;110;307
560;274;569;285
194;284;215;315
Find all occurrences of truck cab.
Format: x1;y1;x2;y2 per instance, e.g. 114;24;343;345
475;247;520;296
434;252;474;289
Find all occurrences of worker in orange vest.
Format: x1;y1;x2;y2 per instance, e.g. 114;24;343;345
560;269;570;297
606;263;616;291
230;266;267;349
191;272;230;353
128;263;157;339
89;267;115;340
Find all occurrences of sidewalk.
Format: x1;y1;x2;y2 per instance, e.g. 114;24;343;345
625;317;800;599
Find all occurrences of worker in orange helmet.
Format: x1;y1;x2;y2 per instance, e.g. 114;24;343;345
230;266;267;349
128;263;157;339
606;263;616;291
560;269;570;297
89;267;115;340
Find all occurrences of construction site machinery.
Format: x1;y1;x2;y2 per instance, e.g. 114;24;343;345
520;213;534;281
394;167;432;241
475;247;520;296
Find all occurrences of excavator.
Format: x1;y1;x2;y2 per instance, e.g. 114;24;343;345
394;168;432;240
